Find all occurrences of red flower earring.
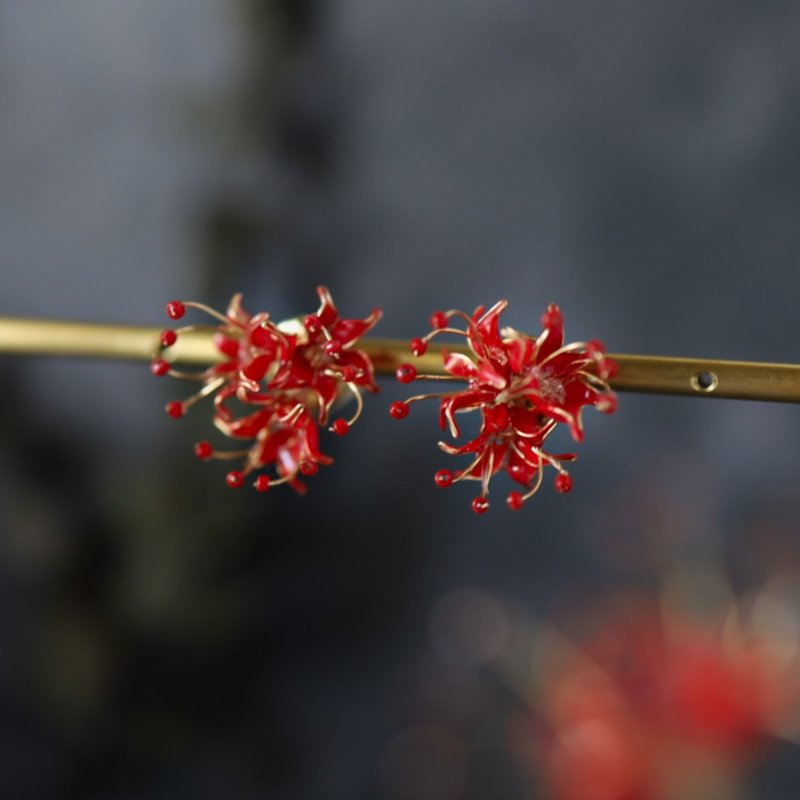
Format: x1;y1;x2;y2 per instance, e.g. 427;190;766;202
391;301;617;513
151;291;614;506
152;287;382;492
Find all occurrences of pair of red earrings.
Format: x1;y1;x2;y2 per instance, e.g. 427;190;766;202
150;287;617;514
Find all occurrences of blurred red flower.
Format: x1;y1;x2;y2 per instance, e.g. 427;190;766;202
513;596;800;800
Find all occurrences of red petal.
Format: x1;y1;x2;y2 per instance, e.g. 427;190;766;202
507;335;535;374
542;351;588;380
214;333;240;359
509;405;548;437
439;431;490;456
312;376;340;424
242;354;273;383
468;300;507;356
477;361;507;390
439;389;494;436
443;351;478;379
535;303;565;363
272;351;315;388
316;285;339;328
218;408;273;439
330;307;383;348
225;293;251;327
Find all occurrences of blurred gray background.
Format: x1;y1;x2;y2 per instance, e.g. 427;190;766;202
2;1;800;798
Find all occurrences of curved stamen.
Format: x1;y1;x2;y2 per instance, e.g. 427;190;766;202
184;301;242;327
339;381;364;427
519;462;545;502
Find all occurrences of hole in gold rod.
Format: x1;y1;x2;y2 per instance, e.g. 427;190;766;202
690;370;719;393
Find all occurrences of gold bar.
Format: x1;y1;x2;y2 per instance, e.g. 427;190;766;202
361;341;800;402
607;354;800;403
1;318;799;403
0;318;218;365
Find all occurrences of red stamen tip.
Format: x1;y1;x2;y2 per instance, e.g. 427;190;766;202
389;401;410;420
430;311;448;330
299;461;319;477
410;338;428;357
194;441;213;460
166;300;186;320
226;470;245;489
396;364;417;384
554;473;573;494
341;366;357;382
165;401;184;419
471;496;490;515
331;419;350;436
303;314;321;335
160;329;178;348
507;491;524;511
150;358;170;377
434;469;454;488
254;475;271;492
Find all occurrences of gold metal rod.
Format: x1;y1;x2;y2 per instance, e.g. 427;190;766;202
363;343;800;403
602;354;800;403
1;317;799;403
0;318;218;365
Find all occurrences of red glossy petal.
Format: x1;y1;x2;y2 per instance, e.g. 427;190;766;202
477;361;507;390
509;405;548;437
242;354;273;383
330;307;383;348
315;285;339;328
312;375;340;424
215;333;240;359
439;389;495;436
443;351;478;379
225;292;251;327
507;334;535;374
439;431;490;456
475;300;507;349
217;408;274;439
541;351;588;380
535;303;565;363
272;351;315;388
483;404;511;433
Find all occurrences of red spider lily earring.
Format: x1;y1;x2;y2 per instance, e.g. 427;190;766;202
390;301;617;514
151;286;381;493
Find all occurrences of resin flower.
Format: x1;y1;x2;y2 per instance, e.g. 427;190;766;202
208;389;332;494
271;286;382;426
152;287;382;491
391;302;616;513
513;593;800;800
